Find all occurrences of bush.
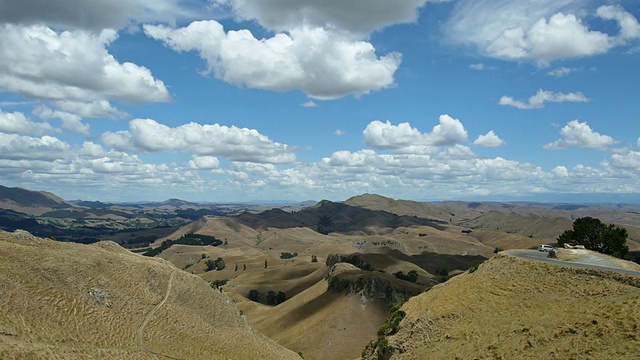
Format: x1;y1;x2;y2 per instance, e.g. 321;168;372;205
468;263;479;273
548;249;558;258
280;252;298;259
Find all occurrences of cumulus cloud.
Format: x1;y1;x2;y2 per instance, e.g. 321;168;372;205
473;131;505;147
0;133;69;160
101;118;296;163
211;0;440;35
0;24;171;103
446;1;639;65
0;0;204;30
33;106;90;135
499;89;589;109
544;120;617;151
145;21;400;99
363;115;469;152
301;101;318;108
186;156;221;170
469;63;484;70
0;109;53;135
335;129;346;136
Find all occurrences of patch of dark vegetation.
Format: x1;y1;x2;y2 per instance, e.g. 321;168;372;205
393;270;418;283
362;302;406;360
143;233;222;257
280;252;298;259
205;257;226;271
247;289;287;305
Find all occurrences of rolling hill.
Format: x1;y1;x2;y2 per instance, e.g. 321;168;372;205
0;230;299;359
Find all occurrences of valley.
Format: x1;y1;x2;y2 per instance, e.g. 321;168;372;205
1;187;640;359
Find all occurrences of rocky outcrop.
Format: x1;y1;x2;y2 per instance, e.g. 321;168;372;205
325;263;423;305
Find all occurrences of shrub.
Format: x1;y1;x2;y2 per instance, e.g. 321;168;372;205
468;263;479;273
548;249;558;258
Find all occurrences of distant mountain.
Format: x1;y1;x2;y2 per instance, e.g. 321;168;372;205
234;199;446;234
0;185;77;216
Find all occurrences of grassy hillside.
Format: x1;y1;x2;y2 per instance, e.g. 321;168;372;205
0;230;299;359
364;254;640;359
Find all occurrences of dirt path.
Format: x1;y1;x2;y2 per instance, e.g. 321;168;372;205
137;270;176;359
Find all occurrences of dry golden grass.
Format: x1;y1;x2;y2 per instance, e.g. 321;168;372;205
380;254;640;359
0;230;299;360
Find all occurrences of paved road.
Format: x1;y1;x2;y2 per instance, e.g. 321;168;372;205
505;249;640;277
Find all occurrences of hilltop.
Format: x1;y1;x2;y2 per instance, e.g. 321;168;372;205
0;230;299;359
363;253;640;359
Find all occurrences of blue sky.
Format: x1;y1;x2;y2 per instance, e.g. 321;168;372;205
0;0;639;203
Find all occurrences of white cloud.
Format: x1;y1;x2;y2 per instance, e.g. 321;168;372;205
0;0;205;30
552;166;569;177
473;130;505;147
0;109;53;135
0;24;171;103
335;129;346;136
33;106;90;135
597;5;640;42
547;67;577;77
56;100;129;119
544;120;617;151
301;101;318;108
101;118;296;164
469;63;484;70
363;114;469;152
211;0;440;35
445;1;640;65
187;156;221;170
486;12;612;65
499;89;589;109
0;133;69;160
637;137;640;148
144;21;401;99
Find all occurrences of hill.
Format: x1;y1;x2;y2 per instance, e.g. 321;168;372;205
0;185;76;216
0;230;299;359
363;253;640;359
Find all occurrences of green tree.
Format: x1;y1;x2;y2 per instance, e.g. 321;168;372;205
248;289;261;302
205;259;216;272
558;217;629;259
214;257;225;270
264;259;268;269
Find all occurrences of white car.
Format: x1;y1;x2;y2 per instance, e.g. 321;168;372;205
538;244;554;252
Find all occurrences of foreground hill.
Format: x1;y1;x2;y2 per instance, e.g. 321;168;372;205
0;230;299;359
363;254;640;359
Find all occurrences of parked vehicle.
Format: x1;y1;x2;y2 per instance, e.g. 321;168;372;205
538;244;554;252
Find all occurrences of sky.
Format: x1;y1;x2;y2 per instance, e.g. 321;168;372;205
0;0;639;203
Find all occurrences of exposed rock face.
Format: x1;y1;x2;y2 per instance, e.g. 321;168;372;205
325;263;423;305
